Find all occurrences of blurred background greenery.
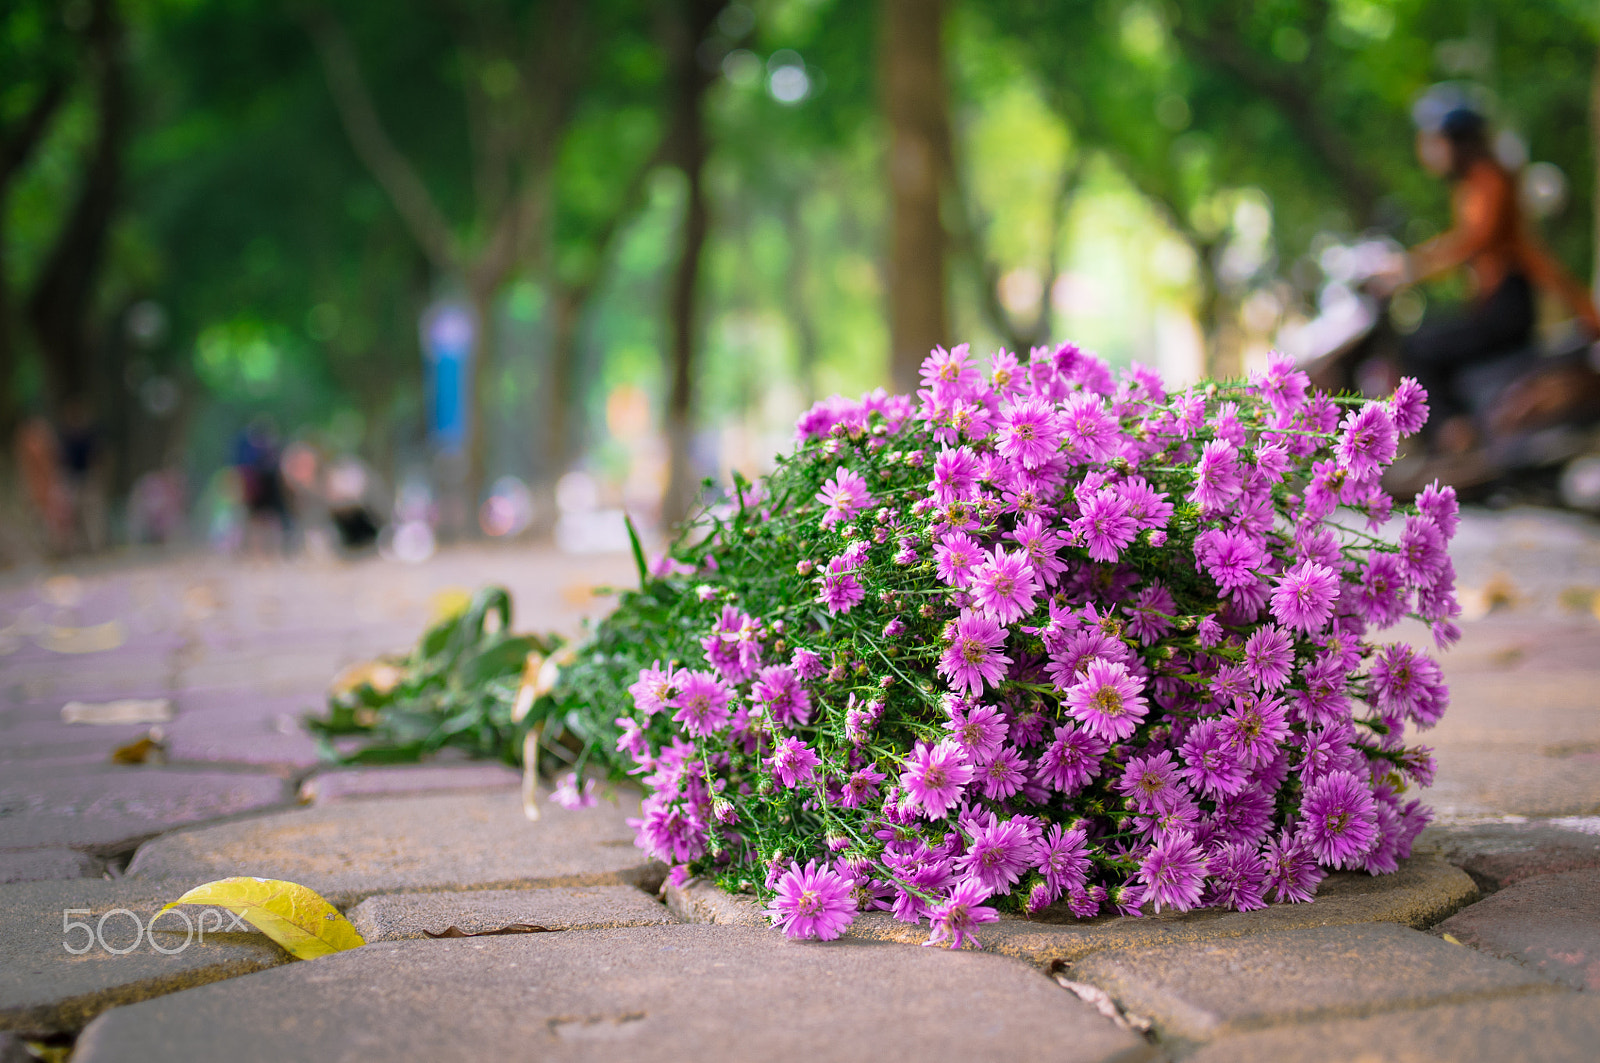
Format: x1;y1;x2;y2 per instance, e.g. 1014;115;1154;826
1;0;1596;559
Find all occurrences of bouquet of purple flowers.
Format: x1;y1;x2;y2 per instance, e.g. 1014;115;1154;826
601;342;1456;947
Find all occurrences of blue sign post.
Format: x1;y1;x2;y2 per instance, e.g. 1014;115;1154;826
421;301;476;454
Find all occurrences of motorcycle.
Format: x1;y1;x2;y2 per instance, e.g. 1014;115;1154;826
1277;237;1600;509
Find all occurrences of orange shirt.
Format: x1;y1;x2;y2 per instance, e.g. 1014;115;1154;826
1409;158;1600;333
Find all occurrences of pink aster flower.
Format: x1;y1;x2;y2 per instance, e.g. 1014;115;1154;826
1243;624;1295;691
1037;822;1092;893
899;739;974;819
1138;830;1207;913
975;746;1029;799
1073;487;1138;562
816;556;866;614
1177;718;1250;798
943;702;1009;763
1205;841;1269;911
1264;829;1326;903
836;764;887;808
670;670;732;737
995;396;1062;470
1064;659;1149;742
1387;377;1429;436
1116;749;1186;814
1194;527;1267;592
766;735;822;789
750;664;813;726
969;547;1040;624
1297;769;1379;869
1009;513;1068;588
954;813;1040;896
920;343;983;401
934;531;984;589
1335;403;1398;480
766;860;857;940
1033;722;1108;793
817;466;873;530
932;446;982;503
628;660;682;719
1058;392;1119;462
1189;439;1244;512
936;610;1012;695
1269;560;1340;634
634;793;706;863
923;879;999;949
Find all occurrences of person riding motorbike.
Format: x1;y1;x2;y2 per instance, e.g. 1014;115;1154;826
1374;98;1600;453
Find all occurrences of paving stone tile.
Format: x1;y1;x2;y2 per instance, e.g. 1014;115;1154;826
0;767;292;853
1071;922;1560;1044
1436;869;1600;990
71;925;1157;1063
1420;819;1600;891
348;886;674;941
0;876;288;1036
1183;991;1599;1063
127;791;662;908
0;849;100;885
161;717;323;773
670;855;1478;967
300;764;521;804
0;1032;30;1063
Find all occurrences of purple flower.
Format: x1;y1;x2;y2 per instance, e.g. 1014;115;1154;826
1243;624;1295;691
1195;527;1267;591
1058;393;1118;462
791;647;825;681
1369;644;1448;729
1073;487;1138;562
996;396;1062;469
628;661;680;719
1037;822;1091;893
634;794;706;863
750;664;813;727
1205;842;1269;911
920;343;982;401
1355;553;1410;628
1033;723;1108;793
1415;480;1459;539
837;764;887;808
954;814;1040;896
1138;831;1207;913
923;879;1000;949
932;445;982;503
937;610;1012;696
899;739;974;819
700;605;764;683
1010;513;1068;587
969;547;1040;624
934;532;984;589
1396;516;1446;586
1117;749;1186;813
670;670;731;737
1270;561;1340;634
1189;439;1244;512
1336;403;1398;480
1177;719;1250;799
1264;829;1325;903
766;860;857;940
816;556;866;614
766;736;822;789
1220;693;1290;767
1388;377;1429;436
1064;659;1149;742
550;772;598;810
817;466;873;530
975;745;1029;799
1297;769;1379;869
944;702;1009;763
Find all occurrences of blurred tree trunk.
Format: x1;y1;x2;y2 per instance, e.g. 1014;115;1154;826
308;3;582;532
25;0;124;414
881;0;951;394
780;195;820;405
660;0;720;529
1592;39;1599;306
0;78;67;437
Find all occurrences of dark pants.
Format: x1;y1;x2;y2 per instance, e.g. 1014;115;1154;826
1402;273;1535;426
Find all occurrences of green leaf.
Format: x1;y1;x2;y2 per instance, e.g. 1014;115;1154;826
624;512;650;589
158;877;364;960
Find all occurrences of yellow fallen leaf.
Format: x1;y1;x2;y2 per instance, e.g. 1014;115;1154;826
158;877;364;960
1442;933;1463;946
510;650;545;724
328;659;403;699
62;698;174;726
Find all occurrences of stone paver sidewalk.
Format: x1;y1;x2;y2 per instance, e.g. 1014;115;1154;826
2;512;1598;1059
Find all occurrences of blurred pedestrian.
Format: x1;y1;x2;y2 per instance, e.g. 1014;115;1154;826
234;415;291;556
1376;96;1599;453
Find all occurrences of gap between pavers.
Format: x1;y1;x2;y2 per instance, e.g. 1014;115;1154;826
0;849;101;886
125;790;664;909
69;925;1159;1063
1181;990;1598;1063
297;763;521;804
1069;921;1563;1045
1419;818;1600;892
666;854;1478;966
1435;868;1600;990
347;885;677;941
